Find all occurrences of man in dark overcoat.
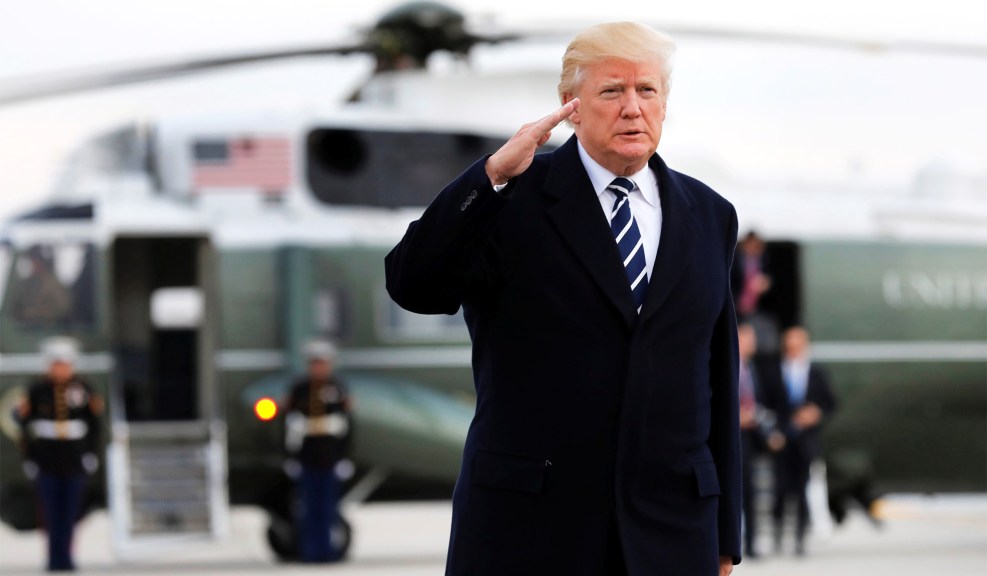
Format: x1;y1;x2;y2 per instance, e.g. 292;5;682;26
386;21;742;576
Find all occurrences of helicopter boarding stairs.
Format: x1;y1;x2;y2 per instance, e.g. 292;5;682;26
104;235;230;556
106;417;230;556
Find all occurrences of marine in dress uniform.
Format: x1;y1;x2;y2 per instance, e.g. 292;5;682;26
283;340;352;563
17;337;103;572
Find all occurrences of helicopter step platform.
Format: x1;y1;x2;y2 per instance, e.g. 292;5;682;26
106;420;229;556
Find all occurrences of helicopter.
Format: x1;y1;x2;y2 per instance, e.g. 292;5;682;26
1;0;985;562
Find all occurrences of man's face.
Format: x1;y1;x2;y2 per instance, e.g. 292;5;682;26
308;358;331;381
783;329;809;360
47;361;73;384
564;57;666;176
738;326;757;360
742;237;764;256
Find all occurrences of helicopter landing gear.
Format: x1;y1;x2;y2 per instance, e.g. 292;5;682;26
266;513;352;563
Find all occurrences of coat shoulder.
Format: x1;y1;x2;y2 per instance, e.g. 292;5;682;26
667;167;735;215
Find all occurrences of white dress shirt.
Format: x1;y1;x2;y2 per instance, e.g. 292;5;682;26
782;358;811;406
577;142;662;281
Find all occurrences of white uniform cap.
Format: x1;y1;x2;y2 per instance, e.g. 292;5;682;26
41;336;80;365
304;339;337;362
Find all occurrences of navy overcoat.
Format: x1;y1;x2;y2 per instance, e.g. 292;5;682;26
386;135;742;575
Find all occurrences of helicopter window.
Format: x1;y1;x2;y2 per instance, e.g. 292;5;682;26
314;289;344;338
1;242;96;330
379;294;469;342
0;244;10;309
73;125;148;174
306;128;511;208
50;125;154;198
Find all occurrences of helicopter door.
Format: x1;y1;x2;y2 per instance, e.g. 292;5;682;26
105;236;229;554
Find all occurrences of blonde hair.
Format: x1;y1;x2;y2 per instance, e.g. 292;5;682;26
558;22;676;103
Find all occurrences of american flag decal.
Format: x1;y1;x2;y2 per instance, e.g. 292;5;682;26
191;136;292;191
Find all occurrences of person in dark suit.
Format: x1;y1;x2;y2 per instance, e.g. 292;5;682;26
731;230;782;356
762;326;837;556
737;323;784;559
385;21;741;576
730;231;771;322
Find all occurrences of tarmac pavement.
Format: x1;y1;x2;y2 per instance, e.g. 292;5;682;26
0;494;984;575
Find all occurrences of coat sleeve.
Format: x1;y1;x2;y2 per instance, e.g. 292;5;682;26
812;366;838;416
384;155;510;315
708;206;742;564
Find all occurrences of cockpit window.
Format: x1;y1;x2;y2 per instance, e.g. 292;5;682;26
1;242;96;329
76;125;148;174
52;125;153;198
306;128;518;207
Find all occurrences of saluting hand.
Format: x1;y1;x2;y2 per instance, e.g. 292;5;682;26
485;99;579;187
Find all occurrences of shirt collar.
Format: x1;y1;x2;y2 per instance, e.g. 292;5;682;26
783;357;811;374
577;141;659;208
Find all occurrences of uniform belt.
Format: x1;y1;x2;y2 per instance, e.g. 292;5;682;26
284;412;349;451
304;414;348;437
29;419;88;440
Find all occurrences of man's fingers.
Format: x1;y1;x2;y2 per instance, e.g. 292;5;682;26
554;98;579;122
486;100;579;185
531;99;579;136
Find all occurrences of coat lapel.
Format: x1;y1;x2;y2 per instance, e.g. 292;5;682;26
639;155;699;323
545;137;638;329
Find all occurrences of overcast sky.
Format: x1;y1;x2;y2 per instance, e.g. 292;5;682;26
1;0;986;221
3;0;986;79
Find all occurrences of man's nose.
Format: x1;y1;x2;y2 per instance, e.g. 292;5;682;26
620;91;642;117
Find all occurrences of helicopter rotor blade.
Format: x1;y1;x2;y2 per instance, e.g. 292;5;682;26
513;19;987;59
2;1;984;107
0;43;371;106
658;24;987;58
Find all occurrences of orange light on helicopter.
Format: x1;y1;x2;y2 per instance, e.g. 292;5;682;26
254;397;278;421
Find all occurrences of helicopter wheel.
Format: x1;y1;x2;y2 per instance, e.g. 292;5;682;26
265;514;352;563
266;514;297;562
330;514;353;561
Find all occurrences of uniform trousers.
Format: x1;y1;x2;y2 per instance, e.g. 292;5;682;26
297;467;342;562
37;472;86;572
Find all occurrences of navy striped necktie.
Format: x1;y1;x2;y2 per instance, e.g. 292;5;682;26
608;177;649;312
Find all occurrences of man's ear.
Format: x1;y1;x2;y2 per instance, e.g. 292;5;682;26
562;94;580;124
